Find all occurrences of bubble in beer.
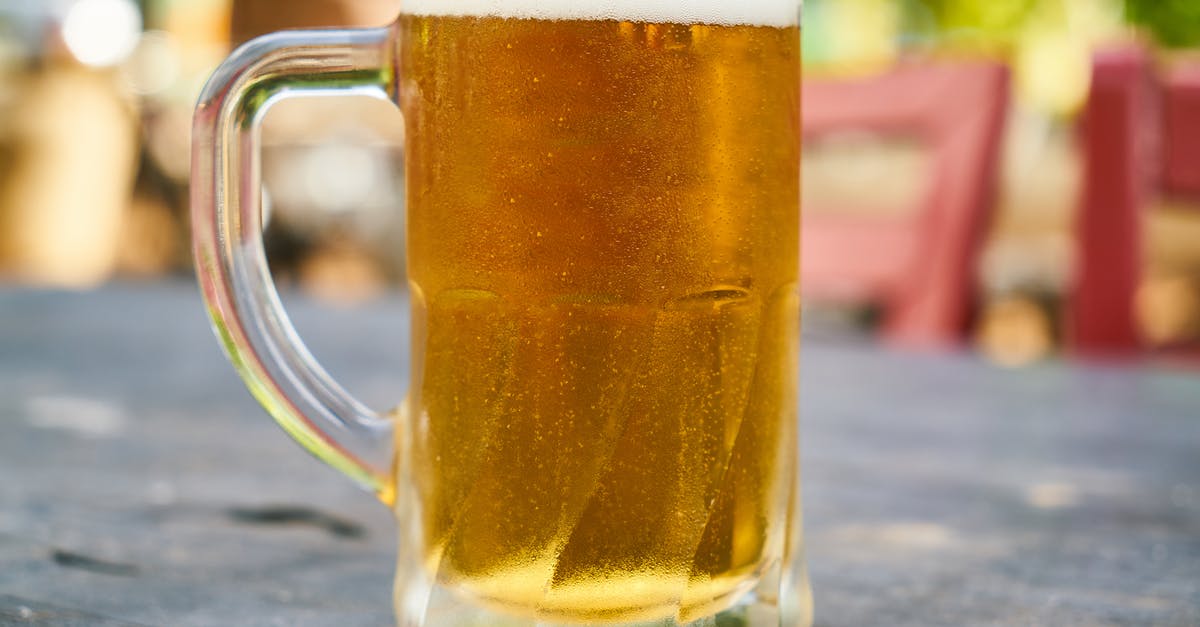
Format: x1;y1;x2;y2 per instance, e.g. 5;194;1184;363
398;5;801;622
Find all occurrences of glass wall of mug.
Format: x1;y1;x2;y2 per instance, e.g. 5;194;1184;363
192;1;806;626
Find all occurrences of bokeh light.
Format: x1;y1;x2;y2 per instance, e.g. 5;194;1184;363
61;0;142;67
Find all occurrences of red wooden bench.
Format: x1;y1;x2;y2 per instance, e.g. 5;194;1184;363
802;62;1011;347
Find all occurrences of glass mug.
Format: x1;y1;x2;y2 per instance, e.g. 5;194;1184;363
192;1;808;625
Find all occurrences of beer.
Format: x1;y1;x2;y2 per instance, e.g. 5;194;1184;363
397;3;800;623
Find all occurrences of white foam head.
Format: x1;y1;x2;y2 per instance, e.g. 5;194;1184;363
401;0;801;27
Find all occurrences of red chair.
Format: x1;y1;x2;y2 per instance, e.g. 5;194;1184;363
1069;48;1157;355
802;62;1011;347
1163;64;1200;201
1070;48;1200;357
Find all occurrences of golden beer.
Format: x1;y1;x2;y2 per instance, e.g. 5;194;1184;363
398;10;800;624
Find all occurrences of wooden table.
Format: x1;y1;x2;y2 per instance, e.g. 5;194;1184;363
1;284;1197;626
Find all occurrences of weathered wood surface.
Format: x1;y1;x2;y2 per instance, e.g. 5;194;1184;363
1;284;1197;626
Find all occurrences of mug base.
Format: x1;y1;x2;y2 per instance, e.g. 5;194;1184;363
394;559;812;627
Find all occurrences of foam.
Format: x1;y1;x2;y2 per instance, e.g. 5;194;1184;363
401;0;801;27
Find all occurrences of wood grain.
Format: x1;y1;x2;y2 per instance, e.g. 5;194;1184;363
0;284;1196;626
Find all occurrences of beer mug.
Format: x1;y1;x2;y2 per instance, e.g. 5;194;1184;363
192;1;807;625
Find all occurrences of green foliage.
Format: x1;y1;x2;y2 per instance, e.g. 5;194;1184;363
906;0;1200;50
903;0;1036;43
928;0;1037;34
1126;0;1200;48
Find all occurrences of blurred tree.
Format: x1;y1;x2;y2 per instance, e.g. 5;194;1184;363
806;0;1124;115
920;0;1036;47
1126;0;1200;48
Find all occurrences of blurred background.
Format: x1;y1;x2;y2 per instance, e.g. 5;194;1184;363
0;0;1197;365
0;0;403;301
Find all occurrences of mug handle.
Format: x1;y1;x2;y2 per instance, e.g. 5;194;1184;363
191;26;398;504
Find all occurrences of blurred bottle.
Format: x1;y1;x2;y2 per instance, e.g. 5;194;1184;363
0;0;141;287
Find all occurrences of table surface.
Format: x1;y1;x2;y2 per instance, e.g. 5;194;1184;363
1;283;1198;627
